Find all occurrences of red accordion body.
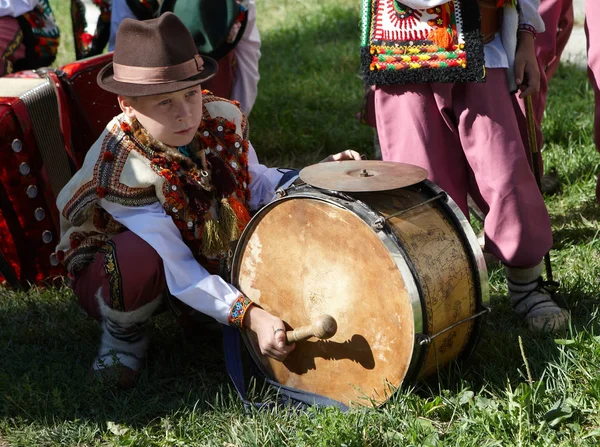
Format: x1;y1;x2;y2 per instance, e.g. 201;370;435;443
0;54;119;288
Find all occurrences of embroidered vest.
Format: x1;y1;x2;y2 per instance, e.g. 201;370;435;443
360;0;496;86
56;95;252;275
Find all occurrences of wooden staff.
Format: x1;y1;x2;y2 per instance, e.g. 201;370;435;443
525;95;554;283
286;314;337;344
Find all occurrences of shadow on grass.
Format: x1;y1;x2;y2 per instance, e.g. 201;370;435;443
0;287;230;427
549;198;600;249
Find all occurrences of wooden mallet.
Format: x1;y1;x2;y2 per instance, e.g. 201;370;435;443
285;314;338;343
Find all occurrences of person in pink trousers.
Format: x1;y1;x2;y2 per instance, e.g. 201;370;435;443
515;0;599;201
365;0;569;332
585;1;600;203
513;0;574;154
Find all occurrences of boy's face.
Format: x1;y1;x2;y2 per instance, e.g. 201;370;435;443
118;85;203;147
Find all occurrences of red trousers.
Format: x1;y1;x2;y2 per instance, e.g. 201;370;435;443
73;231;166;320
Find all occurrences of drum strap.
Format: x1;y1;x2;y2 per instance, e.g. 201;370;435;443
222;326;349;412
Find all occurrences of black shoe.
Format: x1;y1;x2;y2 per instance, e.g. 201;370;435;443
540;169;560;195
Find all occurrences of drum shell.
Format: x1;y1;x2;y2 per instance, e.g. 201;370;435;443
232;181;488;406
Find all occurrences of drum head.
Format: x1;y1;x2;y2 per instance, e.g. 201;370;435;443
232;196;416;407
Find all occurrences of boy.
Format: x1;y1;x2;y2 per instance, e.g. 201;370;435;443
363;0;569;332
55;13;359;388
109;0;260;115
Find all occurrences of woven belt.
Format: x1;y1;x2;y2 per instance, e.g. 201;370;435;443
478;0;503;44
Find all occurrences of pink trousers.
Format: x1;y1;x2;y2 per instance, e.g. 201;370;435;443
586;0;600;147
374;68;553;268
0;17;26;76
515;0;600;152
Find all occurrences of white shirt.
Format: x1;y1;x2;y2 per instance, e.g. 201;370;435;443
0;0;37;17
100;142;284;325
484;33;509;69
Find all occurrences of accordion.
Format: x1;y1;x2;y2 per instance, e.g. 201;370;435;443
0;53;118;289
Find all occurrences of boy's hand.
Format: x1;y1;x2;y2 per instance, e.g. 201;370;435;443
243;306;295;361
320;149;362;163
514;31;540;98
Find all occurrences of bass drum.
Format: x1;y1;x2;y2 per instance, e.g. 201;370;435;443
231;180;489;407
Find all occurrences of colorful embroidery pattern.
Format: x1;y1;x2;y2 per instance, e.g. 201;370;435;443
228;295;253;328
59;97;252;275
20;0;60;67
99;240;125;312
360;0;485;85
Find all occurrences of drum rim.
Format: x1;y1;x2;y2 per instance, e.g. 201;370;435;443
230;185;424;405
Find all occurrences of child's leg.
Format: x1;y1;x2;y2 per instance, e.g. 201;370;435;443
0;17;26;75
374;83;471;214
73;231;166;386
457;69;568;332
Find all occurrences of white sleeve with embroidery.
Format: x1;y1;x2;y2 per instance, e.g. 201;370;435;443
100;199;242;325
0;0;37;17
231;0;261;116
518;0;545;32
246;141;289;211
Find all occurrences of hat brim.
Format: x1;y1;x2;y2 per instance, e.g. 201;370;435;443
96;55;218;97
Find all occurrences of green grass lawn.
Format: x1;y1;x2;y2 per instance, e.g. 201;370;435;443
2;1;600;445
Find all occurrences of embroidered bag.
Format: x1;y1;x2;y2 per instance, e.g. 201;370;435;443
360;0;485;85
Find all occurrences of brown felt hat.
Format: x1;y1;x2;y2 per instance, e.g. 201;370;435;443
97;12;218;97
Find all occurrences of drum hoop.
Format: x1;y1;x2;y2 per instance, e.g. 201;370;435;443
230;185;424;387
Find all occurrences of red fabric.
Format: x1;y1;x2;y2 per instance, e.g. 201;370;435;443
73;231;166;321
0;98;65;286
0;17;26;75
202;50;234;99
59;53;119;167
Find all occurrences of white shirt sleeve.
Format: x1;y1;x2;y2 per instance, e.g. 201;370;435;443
0;0;37;17
247;141;291;211
100;198;243;325
518;0;545;33
231;0;261;116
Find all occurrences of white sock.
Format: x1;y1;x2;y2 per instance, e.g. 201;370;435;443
505;263;569;332
93;289;163;371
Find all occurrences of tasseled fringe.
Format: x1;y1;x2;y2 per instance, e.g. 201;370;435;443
228;196;251;231
219;197;241;242
428;27;456;49
201;219;227;258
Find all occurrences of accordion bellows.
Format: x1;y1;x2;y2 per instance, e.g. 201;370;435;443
360;0;486;85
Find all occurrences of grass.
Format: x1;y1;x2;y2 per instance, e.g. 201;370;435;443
2;0;600;445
